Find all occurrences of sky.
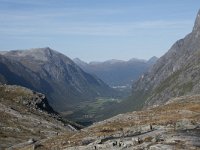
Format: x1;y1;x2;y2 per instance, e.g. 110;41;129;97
0;0;199;62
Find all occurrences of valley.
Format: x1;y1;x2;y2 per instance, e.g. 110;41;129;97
61;98;122;126
0;48;121;112
0;1;200;150
19;95;200;150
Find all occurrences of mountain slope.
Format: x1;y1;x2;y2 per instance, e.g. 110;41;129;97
74;57;157;87
0;84;75;149
118;9;200;112
0;48;117;111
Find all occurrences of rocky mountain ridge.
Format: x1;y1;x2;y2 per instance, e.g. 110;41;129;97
74;57;157;87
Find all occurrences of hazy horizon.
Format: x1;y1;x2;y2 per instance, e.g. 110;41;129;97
0;0;200;62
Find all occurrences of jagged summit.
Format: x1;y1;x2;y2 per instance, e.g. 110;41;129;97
193;9;200;31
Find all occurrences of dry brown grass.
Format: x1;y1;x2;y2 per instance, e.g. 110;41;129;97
143;136;153;142
32;96;200;149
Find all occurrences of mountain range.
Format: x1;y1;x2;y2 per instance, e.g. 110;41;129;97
0;48;117;112
73;57;158;87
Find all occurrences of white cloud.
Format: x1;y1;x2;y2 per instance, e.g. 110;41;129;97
0;19;193;37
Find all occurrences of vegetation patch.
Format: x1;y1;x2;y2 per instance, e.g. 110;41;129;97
63;98;122;125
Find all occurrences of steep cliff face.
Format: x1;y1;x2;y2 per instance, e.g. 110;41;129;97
131;10;200;107
0;48;117;111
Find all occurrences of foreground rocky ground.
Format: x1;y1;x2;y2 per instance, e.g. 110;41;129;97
16;95;200;150
0;85;78;150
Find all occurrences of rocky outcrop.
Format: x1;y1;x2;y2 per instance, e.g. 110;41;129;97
0;84;77;149
8;85;58;115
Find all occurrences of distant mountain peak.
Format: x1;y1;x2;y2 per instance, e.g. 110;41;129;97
73;58;88;64
193;9;200;31
147;56;158;64
149;56;158;60
73;57;82;62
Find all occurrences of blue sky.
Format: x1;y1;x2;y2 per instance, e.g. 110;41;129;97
0;0;199;62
